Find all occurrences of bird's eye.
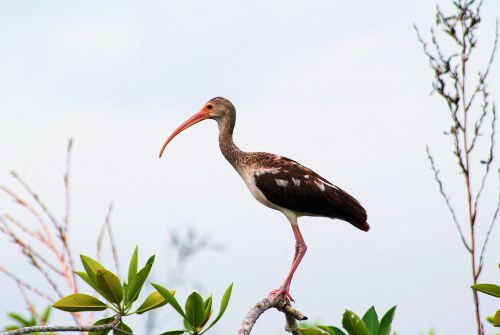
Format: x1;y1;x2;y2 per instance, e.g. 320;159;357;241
207;104;213;110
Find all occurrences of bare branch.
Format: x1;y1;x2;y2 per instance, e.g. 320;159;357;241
96;218;107;264
63;139;72;232
0;265;55;302
4;214;45;243
60;138;78;293
7;172;78;294
96;203;120;277
0;226;64;298
238;295;307;335
16;284;39;323
0;185;54;243
2;211;75;296
0;216;64;276
10;171;62;232
8;239;85;327
105;203;120;278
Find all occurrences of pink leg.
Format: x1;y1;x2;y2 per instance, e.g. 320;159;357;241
270;224;307;302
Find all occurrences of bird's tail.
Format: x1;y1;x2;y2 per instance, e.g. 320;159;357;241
349;220;370;232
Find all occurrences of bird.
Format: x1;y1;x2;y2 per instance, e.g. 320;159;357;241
159;97;369;301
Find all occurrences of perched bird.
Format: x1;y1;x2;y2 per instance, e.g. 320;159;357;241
159;97;368;301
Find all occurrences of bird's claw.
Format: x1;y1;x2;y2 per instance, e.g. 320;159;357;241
269;287;295;302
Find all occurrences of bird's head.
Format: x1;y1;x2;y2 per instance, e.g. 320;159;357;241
159;97;235;158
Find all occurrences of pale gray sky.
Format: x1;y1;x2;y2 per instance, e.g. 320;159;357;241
1;1;499;334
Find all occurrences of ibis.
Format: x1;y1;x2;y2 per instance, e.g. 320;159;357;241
159;97;369;301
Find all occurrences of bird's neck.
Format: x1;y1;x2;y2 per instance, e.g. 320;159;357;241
217;116;242;167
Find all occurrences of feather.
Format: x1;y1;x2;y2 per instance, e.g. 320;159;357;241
249;153;369;231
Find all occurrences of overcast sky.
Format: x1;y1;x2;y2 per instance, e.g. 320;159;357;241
1;1;499;334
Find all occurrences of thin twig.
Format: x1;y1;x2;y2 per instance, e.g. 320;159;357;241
477;181;500;275
466;20;497;113
16;284;39;323
426;146;472;252
5;174;75;294
474;103;497;212
96;219;107;264
1;142;85;327
95;203;120;277
0;265;55;302
6;173;76;293
0;185;53;243
2;210;73;295
105;203;120;278
10;172;62;232
63;139;72;233
4;214;45;244
0;216;64;277
2;213;70;280
5;236;64;299
91;203;119;325
61;139;78;293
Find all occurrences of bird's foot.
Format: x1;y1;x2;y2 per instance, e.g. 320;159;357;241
269;287;294;302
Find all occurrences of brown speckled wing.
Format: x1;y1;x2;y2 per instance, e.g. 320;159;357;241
252;154;369;231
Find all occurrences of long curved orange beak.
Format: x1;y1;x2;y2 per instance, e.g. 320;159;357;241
159;107;211;158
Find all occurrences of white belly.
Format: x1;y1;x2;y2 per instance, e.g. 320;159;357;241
237;167;281;211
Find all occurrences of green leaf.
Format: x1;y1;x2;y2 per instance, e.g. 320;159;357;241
28;314;36;327
113;322;133;335
319;326;347;335
80;255;105;284
4;325;20;331
201;283;233;334
202;295;213;327
494;310;500;327
76;271;97;290
158;331;185;335
123;282;129;307
96;269;123;304
342;310;370;335
183;317;193;332
377;306;397;335
362;306;379;335
185;292;205;329
53;294;108;312
7;313;30;326
135;291;169;314
300;327;332;335
128;257;155;303
471;284;500;298
89;317;113;335
41;306;51;324
153;283;185;317
204;295;213;312
128;246;138;285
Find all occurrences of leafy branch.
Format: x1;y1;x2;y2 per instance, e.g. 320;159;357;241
1;247;233;335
